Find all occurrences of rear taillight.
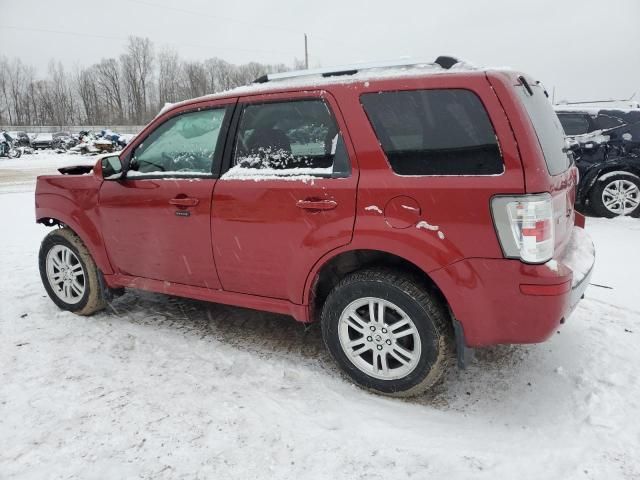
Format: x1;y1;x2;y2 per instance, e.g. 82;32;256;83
491;193;554;263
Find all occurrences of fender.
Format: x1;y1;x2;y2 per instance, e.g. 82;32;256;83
35;190;114;275
300;229;463;310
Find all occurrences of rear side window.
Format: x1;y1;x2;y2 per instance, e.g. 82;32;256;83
557;113;590;135
518;85;571;176
360;89;503;175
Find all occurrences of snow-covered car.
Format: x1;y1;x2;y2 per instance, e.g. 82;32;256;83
556;106;640;217
52;132;76;150
32;133;54;150
7;131;31;147
0;131;22;158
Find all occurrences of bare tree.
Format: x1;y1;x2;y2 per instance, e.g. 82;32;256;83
121;36;154;123
157;48;182;108
0;57;11;124
76;66;101;124
0;38;302;128
48;61;75;126
182;61;208;99
204;57;236;93
95;58;124;123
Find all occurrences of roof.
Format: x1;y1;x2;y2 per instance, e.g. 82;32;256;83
161;58;506;114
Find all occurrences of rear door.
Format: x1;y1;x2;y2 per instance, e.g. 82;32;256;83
99;101;234;288
211;91;358;302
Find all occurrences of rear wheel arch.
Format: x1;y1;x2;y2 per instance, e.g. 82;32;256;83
306;248;452;324
584;163;640;196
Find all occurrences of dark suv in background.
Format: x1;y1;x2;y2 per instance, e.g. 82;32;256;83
555;105;640;217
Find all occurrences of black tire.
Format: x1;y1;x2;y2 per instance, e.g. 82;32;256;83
321;268;452;397
588;172;640;218
39;228;107;315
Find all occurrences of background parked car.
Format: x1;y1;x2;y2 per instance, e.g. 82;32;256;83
7;131;31;147
31;133;54;150
0;131;22;158
555;104;640;217
52;131;76;150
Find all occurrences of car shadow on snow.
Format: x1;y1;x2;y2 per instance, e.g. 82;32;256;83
104;289;549;409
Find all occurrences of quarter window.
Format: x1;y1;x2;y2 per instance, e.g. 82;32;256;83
129;108;227;177
227;99;350;178
361;89;503;175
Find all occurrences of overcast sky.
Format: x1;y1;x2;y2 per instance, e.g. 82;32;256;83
1;0;638;102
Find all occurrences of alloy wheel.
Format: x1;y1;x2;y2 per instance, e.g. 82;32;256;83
45;245;86;304
338;297;422;380
602;179;640;215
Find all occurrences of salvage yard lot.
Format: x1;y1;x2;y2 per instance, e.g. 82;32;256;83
1;154;639;479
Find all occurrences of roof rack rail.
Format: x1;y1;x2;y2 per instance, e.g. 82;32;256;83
253;56;461;84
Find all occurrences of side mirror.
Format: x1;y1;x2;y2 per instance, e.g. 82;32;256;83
101;155;124;180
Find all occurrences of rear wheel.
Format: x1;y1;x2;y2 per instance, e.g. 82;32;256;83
321;269;451;397
39;228;107;315
589;172;640;217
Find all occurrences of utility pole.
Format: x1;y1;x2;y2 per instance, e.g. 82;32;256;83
304;34;309;69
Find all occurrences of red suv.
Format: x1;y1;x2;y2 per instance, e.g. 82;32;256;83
36;57;595;396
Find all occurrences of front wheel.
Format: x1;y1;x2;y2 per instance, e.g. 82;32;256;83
589;172;640;217
321;269;451;397
39;228;107;315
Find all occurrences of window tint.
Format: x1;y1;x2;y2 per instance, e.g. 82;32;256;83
230;99;350;177
360;89;503;175
557;114;590;135
130;108;226;176
518;85;571;176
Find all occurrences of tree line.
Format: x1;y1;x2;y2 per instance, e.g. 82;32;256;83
0;36;301;127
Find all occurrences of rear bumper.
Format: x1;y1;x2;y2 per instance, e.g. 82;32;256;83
431;226;595;347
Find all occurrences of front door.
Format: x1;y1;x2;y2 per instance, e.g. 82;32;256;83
211;92;358;302
100;103;233;288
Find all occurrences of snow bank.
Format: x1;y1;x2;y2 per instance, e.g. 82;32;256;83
1;166;639;479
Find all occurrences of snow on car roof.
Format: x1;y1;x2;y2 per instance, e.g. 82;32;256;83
554;103;640;115
163;60;505;113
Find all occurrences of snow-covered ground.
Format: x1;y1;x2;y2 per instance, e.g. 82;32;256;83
1;153;639;479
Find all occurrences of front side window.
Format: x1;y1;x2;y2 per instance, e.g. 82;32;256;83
227;99;350;178
360;89;503;176
557;113;590;135
595;114;625;130
129;108;227;177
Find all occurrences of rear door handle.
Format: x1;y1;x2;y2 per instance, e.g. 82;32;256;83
296;199;338;211
169;197;199;207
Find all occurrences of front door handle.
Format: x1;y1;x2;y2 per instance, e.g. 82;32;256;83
296;199;338;211
169;197;199;207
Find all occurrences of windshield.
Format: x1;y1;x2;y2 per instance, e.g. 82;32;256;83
518;84;571;175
